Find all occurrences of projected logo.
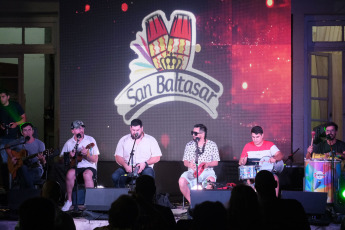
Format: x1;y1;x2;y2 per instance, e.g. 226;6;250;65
115;10;223;124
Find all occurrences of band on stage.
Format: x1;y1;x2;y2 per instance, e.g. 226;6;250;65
2;112;345;211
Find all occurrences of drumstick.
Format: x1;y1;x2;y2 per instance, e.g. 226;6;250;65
311;131;316;146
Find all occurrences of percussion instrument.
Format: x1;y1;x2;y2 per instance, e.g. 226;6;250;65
239;165;261;180
259;156;284;173
304;159;341;203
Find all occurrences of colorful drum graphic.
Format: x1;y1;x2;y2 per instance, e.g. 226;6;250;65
239;165;261;180
146;14;169;71
167;13;192;70
304;159;341;203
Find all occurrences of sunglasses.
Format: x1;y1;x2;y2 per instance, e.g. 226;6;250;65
191;131;202;136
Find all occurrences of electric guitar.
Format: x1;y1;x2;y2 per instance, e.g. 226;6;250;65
8;148;54;179
69;143;95;168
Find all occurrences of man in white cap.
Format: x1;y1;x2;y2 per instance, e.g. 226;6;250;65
60;120;100;211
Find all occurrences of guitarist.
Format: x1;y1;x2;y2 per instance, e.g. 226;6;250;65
60;120;100;212
238;126;284;197
5;122;46;189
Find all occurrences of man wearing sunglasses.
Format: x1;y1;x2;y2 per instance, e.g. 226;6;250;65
178;124;220;203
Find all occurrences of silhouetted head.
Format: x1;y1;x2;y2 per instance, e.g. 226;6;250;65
41;180;61;204
135;175;156;202
255;170;277;197
19;197;56;230
108;195;139;229
193;201;227;229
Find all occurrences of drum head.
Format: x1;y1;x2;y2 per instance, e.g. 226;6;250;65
259;156;273;171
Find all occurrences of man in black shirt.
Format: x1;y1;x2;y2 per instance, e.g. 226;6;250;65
0;89;26;191
306;122;345;159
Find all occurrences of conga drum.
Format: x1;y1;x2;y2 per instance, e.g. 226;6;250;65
304;159;341;203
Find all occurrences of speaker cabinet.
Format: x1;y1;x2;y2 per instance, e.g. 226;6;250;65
190;190;231;209
84;188;129;211
281;190;327;215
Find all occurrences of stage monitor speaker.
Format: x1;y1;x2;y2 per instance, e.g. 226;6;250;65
190;190;231;209
85;188;129;211
8;188;41;210
281;190;327;215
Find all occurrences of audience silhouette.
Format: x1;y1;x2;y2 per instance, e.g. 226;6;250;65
192;201;227;230
255;170;310;230
134;175;176;230
227;183;262;229
16;197;56;230
41;180;76;230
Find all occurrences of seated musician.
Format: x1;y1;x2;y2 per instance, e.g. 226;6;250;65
178;124;220;203
5;122;46;189
238;126;283;196
306;122;345;160
111;119;162;188
60;120;100;212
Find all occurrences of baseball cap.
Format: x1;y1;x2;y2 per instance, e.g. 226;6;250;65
71;120;85;129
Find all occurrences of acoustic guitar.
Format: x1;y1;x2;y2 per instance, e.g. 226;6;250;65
69;143;95;168
8;148;54;179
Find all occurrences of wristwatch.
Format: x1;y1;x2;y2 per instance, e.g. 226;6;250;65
145;161;149;167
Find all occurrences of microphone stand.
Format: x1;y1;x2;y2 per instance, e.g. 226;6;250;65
127;136;137;191
73;138;81;213
194;139;201;189
284;148;299;167
0;139;28;151
329;143;336;204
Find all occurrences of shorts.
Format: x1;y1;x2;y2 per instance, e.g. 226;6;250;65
180;168;217;189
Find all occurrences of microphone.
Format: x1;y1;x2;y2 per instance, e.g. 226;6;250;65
24;136;30;143
195;137;200;142
134;133;139;139
76;133;82;139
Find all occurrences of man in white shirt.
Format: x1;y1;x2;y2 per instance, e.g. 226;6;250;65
112;119;162;188
60;120;100;211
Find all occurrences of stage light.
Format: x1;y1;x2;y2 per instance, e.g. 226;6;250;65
338;186;345;203
85;4;90;12
121;3;128;12
266;0;274;8
242;82;248;90
191;184;203;190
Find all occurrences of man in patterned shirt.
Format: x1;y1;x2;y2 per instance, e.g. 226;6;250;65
178;124;220;203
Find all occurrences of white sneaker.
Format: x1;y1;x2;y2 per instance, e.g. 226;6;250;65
61;200;72;212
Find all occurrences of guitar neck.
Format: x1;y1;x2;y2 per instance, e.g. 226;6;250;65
23;149;51;161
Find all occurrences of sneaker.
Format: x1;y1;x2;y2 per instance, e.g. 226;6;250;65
61;200;72;212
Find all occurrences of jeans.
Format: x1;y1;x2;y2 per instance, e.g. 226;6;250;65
112;166;155;188
0;138;15;190
17;165;43;189
0;138;15;163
